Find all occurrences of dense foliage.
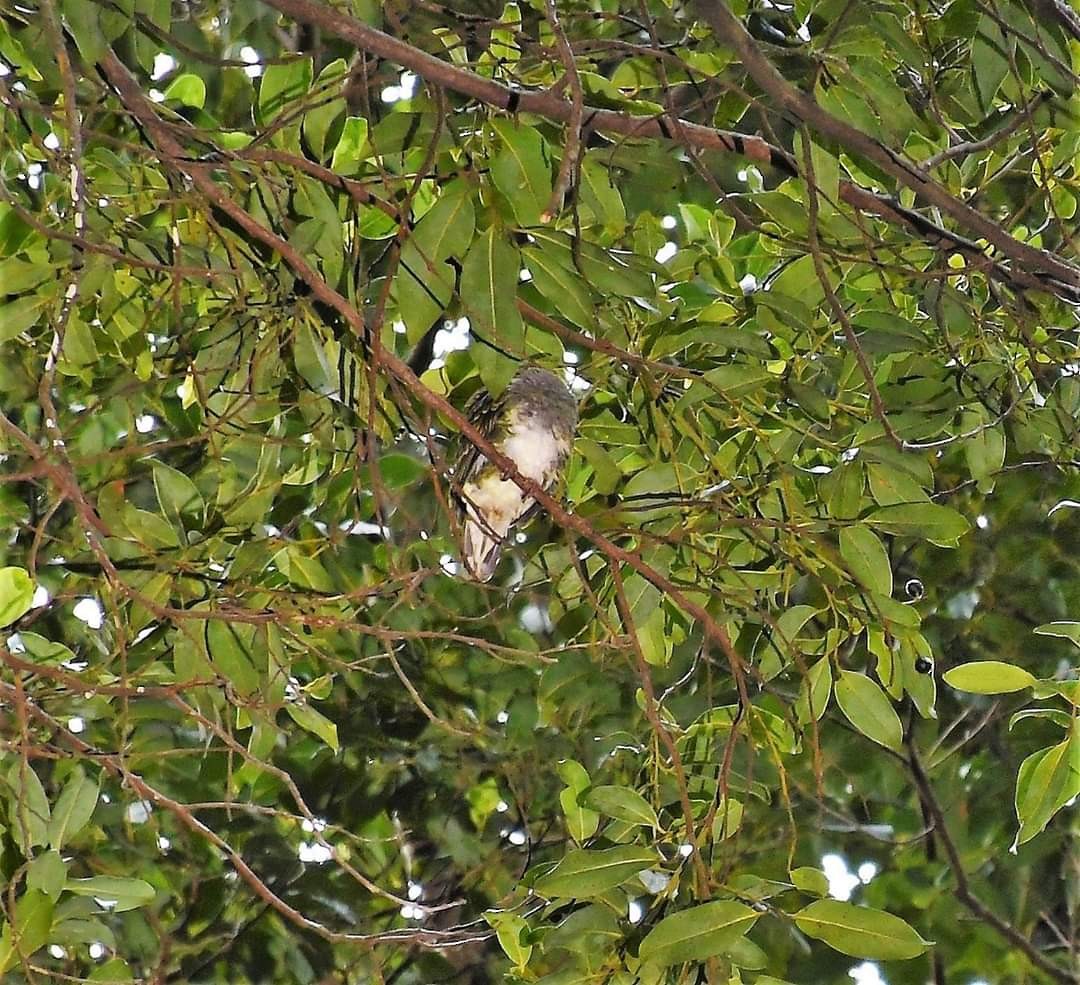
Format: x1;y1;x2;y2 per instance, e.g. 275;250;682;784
1;0;1079;982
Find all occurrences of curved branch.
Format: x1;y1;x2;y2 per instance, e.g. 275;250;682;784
692;0;1080;292
98;48;753;694
257;0;1080;303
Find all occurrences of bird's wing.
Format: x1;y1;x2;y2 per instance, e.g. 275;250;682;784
453;384;500;491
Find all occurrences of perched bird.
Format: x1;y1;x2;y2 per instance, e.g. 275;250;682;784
455;366;579;581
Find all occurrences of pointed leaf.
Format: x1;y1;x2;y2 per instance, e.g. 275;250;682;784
794;899;931;959
867;503;969;546
1015;734;1080;844
1034;622;1080;646
258;56;313;123
559;786;599;843
836;671;903;752
64;876;155;912
638;900;759;966
285;702;340;752
47;768;100;849
0;566;34;627
27;850;68;899
943;661;1036;695
533;846;656;898
459;226;523;349
491;120;551;226
840;526;893;597
584;785;659;828
7;761;50;852
795;656;833;724
0;890;54;973
152;461;204;528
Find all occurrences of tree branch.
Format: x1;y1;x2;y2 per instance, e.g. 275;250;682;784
691;0;1080;293
257;0;1080;304
907;738;1079;985
97;48;754;691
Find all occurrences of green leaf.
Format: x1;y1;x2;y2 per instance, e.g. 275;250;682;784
840;526;893;597
484;910;532;968
15;632;75;665
61;0;106;66
790;866;830;897
943;661;1036;694
0;258;54;294
7;761;50;852
756;605;820;681
64;876;156;912
1010;708;1073;731
488;2;521;64
330;116;369;174
50;917;116;950
205;620;260;696
579;155;626;231
1034;622;1080;646
26;850;68;899
163;73;206;108
865;463;930;506
0;566;34;627
526;228;654;297
835;671;903;752
533;846;656;898
89;958;134;983
560;786;599;843
0;890;54;974
557;760;591;793
490;120;552;226
459;226;523;350
972;17;1010;109
794;899;930;959
1014;733;1080;845
867;502;970;546
0;294;48;341
712;797;744;839
638;900;760;966
152;461;205;528
522;246;595;330
962;410;1005;493
795;656;832;724
258;56;313;123
47;768;100;849
285;703;340;752
584;785;659;828
1032;679;1080;706
378;453;427;489
277;547;334;592
394;180;475;340
467;777;503;830
303;59;347;161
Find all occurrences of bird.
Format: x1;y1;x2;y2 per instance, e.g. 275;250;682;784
454;366;579;582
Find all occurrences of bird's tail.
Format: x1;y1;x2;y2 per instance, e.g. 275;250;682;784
462;514;502;582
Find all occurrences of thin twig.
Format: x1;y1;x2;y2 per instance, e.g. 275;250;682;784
541;0;583;222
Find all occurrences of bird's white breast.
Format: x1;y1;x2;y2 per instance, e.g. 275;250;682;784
502;413;567;484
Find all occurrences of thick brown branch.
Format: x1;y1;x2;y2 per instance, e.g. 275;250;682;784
259;0;783;165
258;0;1080;303
692;0;1080;292
97;48;753;689
1027;0;1080;44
